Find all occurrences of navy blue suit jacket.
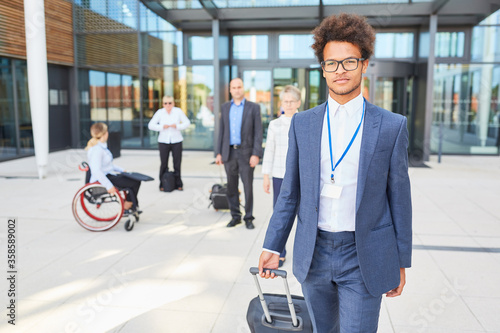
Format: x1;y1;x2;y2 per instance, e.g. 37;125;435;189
263;101;412;297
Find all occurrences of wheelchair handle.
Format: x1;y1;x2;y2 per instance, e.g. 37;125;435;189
79;161;89;172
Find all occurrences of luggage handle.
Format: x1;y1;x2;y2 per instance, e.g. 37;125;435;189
249;267;299;328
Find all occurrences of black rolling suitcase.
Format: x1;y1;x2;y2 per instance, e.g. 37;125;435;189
208;183;230;210
247;267;313;333
161;171;176;192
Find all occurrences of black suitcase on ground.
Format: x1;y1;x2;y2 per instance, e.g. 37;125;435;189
247;267;313;333
208;183;229;210
161;171;176;192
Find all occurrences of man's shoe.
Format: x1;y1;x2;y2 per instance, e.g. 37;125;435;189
245;220;255;229
226;218;242;227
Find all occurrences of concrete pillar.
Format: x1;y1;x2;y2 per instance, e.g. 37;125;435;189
24;0;49;179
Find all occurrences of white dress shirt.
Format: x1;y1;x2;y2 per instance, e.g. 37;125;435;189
148;107;191;144
87;142;124;190
318;93;365;232
261;114;294;178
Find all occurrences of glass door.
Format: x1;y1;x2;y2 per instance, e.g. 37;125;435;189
240;69;272;142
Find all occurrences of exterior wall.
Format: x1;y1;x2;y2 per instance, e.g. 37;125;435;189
0;0;74;65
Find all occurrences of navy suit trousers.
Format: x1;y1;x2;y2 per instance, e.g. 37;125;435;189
301;230;382;333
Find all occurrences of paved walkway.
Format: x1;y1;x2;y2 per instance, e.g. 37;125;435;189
0;150;499;333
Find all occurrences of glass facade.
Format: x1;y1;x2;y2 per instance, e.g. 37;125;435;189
1;1;499;161
279;35;315;59
0;57;33;160
375;33;414;58
419;31;465;58
431;64;500;154
233;35;268;60
430;10;500;155
75;0;213;150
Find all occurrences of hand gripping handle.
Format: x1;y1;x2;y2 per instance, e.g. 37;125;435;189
249;267;298;328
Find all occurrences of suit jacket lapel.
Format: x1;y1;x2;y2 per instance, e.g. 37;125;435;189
311;102;327;206
356;102;381;211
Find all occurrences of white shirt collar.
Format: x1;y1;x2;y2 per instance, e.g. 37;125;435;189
327;92;364;118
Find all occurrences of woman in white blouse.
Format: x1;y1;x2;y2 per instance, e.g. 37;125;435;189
148;96;191;191
86;122;141;213
261;85;301;266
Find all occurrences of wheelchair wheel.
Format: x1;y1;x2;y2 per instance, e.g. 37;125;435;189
72;183;124;231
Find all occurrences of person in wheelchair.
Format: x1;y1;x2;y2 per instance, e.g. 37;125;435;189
85;122;141;215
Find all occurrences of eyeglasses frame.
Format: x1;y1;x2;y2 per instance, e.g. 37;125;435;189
320;57;365;73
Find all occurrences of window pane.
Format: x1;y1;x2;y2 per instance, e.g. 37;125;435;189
471;26;500;62
436;32;464;57
89;71;107;122
375;33;414;58
431;64;500;154
233;35;268;60
15;60;33;155
0;58;17;159
279;34;315;59
142;31;183;65
142;66;214;150
188;36;214;60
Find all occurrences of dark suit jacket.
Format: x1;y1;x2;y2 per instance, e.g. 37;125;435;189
263;101;412;297
215;100;263;162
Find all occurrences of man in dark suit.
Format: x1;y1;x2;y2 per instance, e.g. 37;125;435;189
258;14;412;332
215;78;263;229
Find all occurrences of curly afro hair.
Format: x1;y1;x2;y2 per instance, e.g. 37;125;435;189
311;13;375;63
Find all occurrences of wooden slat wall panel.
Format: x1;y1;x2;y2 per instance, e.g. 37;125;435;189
0;0;73;65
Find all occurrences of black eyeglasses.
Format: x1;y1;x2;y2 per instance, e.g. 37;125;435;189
163;102;173;105
321;57;365;73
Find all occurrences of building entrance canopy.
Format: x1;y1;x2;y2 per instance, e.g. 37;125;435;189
141;0;500;31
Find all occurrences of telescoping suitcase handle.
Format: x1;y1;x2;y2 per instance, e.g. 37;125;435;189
249;267;300;329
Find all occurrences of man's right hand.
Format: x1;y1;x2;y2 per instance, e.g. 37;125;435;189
215;154;223;165
259;251;280;279
107;187;118;194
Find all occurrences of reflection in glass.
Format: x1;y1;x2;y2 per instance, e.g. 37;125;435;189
273;68;306;116
0;58;17;159
142;32;182;65
188;36;214;60
432;64;500;154
214;0;319;7
420;32;465;58
279;35;315;59
471;26;500;62
374;77;406;115
375;33;414;58
243;70;272;143
15;60;33;155
233;35;268;60
159;1;203;9
142;66;214;150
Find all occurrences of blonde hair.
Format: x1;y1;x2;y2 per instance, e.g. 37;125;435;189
280;85;301;102
85;122;108;150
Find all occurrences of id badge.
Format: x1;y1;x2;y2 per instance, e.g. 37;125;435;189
321;183;343;199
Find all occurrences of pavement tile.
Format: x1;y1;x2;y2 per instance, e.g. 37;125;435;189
0;151;498;332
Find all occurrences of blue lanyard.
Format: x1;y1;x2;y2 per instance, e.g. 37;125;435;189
326;98;365;183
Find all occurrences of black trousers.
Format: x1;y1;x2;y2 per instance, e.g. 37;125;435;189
107;174;141;209
159;142;183;188
223;147;255;221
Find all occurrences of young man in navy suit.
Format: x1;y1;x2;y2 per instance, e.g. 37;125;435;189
259;14;412;332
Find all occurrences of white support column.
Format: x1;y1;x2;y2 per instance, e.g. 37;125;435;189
423;14;438;161
24;0;49;179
